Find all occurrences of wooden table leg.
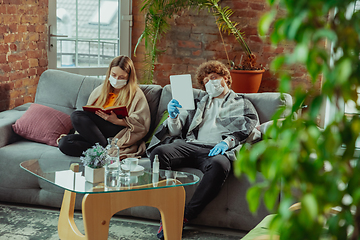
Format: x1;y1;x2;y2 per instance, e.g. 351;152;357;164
58;190;85;240
81;185;186;240
58;180;185;240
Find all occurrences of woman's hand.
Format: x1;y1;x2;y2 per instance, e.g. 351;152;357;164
95;110;128;126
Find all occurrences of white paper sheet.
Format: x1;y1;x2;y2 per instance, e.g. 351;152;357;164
170;74;195;110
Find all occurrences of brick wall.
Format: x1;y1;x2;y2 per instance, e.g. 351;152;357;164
0;0;48;112
131;0;316;93
0;0;319;112
132;0;146;80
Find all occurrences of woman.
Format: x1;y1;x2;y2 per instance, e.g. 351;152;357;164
58;55;151;159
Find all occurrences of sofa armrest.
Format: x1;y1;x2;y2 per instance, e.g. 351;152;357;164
0;103;31;147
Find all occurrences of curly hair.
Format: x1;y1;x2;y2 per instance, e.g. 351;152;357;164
195;60;232;90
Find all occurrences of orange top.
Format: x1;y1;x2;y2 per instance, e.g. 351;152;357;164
103;93;118;109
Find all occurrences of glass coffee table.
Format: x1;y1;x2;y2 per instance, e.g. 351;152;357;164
20;159;200;240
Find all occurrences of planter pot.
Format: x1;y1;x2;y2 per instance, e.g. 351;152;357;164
230;69;265;93
85;165;104;183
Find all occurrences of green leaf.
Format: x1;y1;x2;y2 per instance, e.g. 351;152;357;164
335;58;352;84
134;31;146;56
312;28;338;43
284;10;307;40
290;43;309;63
264;187;280;211
246;185;262;213
270;55;286;71
302;193;318;222
306;48;324;81
270;18;285;44
309;95;323;120
352;188;360;205
279;73;291;93
267;0;278;7
278;198;294;220
258;10;277;36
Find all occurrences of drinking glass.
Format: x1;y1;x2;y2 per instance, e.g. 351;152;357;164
104;137;120;190
119;159;130;183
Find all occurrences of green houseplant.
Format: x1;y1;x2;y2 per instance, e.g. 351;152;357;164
134;0;265;92
204;0;265;93
134;0;196;83
235;0;360;239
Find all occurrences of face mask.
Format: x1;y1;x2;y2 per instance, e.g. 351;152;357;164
109;75;127;89
205;79;227;98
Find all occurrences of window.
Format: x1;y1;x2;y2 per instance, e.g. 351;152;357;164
88;1;118;25
48;0;132;76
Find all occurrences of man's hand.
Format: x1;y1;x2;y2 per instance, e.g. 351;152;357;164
209;141;229;156
168;99;182;119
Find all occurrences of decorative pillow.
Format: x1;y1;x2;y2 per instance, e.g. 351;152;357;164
12;103;73;147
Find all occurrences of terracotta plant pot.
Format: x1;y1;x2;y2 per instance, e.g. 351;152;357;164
230;69;265;93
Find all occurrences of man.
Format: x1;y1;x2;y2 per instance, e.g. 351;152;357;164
147;60;259;239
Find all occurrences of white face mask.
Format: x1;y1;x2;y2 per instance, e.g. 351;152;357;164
109;75;127;89
205;79;227;98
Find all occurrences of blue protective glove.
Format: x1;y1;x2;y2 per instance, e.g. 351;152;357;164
167;99;182;119
208;141;229;156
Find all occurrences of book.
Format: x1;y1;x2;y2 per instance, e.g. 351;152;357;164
82;105;128;118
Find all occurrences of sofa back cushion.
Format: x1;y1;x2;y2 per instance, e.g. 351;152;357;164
35;69;103;115
74;76;104;110
244;93;293;124
154;84;293;127
139;85;163;142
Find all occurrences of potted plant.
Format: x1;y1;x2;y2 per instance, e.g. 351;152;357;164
80;143;107;183
134;0;265;93
205;0;265;93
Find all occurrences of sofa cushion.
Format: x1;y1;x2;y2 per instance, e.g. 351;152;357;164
74;76;104;110
139;84;163;143
244;93;292;124
12;103;73;147
145;110;169;145
35;69;87;115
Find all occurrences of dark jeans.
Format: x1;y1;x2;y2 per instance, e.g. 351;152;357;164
58;110;124;157
150;139;231;221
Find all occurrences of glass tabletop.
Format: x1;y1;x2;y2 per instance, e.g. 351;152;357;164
20;159;200;194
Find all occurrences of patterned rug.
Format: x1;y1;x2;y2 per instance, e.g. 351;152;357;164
0;203;246;240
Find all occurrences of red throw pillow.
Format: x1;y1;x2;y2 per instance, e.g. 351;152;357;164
12;103;73;146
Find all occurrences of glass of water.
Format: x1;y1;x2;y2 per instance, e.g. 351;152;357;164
105;165;119;190
104;138;120;190
119;159;130;183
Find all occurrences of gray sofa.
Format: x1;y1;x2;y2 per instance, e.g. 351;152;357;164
0;69;293;232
